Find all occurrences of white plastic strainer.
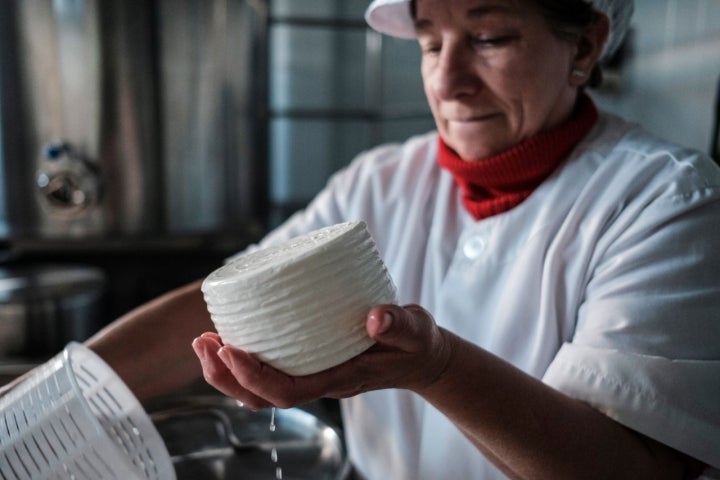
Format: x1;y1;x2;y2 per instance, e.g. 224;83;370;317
0;342;175;480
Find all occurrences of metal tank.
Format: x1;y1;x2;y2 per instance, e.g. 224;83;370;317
0;0;267;241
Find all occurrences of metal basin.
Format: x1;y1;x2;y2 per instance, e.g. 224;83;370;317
148;395;351;480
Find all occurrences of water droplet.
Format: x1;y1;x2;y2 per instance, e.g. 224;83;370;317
269;407;281;478
269;407;276;432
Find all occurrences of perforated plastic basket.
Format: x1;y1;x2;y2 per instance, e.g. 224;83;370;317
0;342;175;480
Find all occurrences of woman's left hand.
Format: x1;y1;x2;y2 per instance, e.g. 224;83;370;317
191;304;453;410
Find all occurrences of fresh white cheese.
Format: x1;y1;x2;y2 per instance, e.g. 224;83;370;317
202;221;397;376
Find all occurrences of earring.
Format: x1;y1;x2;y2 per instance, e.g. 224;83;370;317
571;68;586;78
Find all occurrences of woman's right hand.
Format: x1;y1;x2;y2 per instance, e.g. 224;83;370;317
191;303;454;410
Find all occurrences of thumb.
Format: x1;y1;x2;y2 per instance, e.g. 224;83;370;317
366;304;432;352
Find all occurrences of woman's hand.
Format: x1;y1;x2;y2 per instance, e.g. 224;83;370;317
191;304;453;410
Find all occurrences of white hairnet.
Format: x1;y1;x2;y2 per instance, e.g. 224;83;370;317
364;0;634;62
588;0;634;61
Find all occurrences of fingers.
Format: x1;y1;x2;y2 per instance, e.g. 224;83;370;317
366;304;453;391
192;335;270;409
216;344;297;408
367;304;435;353
216;344;340;408
193;334;325;409
199;331;222;342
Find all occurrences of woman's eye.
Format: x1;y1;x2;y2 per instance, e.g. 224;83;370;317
420;43;441;55
472;36;513;48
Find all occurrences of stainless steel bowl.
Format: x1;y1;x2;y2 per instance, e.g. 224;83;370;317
148;396;351;480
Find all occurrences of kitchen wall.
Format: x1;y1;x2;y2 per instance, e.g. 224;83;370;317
267;0;434;222
592;0;720;155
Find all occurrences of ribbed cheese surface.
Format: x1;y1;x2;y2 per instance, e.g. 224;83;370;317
201;221;397;375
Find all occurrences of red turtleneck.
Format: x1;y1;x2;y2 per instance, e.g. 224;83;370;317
437;94;599;221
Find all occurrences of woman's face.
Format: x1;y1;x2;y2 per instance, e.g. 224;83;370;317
416;0;583;159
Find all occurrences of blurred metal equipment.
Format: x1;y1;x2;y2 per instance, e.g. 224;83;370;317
148;395;351;480
0;264;105;358
712;73;719;164
0;0;268;240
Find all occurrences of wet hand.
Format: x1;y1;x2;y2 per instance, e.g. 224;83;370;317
191;304;453;410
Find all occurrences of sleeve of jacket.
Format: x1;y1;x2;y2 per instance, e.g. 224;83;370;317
544;147;720;471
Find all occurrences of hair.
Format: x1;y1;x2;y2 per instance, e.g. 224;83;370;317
409;0;604;88
527;0;604;87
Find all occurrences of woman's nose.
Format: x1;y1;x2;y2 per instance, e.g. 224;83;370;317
429;43;480;100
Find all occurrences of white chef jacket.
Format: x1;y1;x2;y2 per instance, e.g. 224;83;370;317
251;111;720;479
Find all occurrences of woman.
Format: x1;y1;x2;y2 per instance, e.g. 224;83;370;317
88;0;720;478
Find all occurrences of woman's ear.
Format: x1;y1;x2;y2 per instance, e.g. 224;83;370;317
569;12;610;87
